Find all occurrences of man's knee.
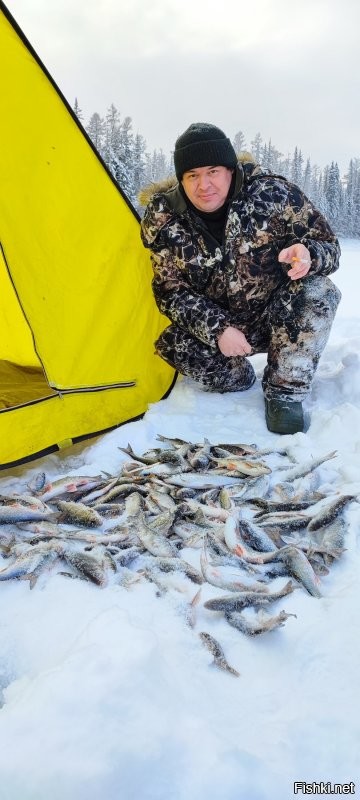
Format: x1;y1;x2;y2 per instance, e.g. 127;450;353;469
154;324;256;392
301;275;341;310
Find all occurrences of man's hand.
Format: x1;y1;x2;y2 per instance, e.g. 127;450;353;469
218;327;252;357
278;243;311;279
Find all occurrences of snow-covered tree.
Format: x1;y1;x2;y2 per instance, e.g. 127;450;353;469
73;97;84;122
151;149;170;183
133;134;147;194
86;112;105;156
114;116;136;205
302;158;311;196
261;140;283;173
79;106;360;237
103;104;121;171
250;132;263;162
325;162;342;230
232;130;247;154
291;146;303;187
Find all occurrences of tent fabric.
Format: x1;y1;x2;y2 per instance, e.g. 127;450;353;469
0;3;175;468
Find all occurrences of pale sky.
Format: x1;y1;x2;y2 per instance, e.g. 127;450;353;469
6;0;360;173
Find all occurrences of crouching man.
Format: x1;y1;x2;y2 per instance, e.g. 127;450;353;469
140;122;341;434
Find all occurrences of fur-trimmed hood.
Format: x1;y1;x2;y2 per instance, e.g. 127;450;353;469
138;151;261;207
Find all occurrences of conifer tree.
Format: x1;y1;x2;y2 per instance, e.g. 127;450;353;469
73;97;83;122
291;146;303;186
232;131;247;154
115;116;136;205
325;162;342;230
303;158;311;196
86;112;105;157
133;133;147;196
250;132;263;162
81;105;360;237
103;104;121;172
151;149;169;182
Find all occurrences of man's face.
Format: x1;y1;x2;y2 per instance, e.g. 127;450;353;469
181;165;233;212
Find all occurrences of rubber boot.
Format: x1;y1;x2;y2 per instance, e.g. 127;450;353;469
265;398;310;435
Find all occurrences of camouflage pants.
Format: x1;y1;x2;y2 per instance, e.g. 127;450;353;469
155;275;341;401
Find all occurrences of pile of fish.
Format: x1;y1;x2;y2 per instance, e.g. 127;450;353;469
0;436;356;677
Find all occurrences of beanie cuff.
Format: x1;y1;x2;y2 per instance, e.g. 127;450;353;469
175;138;237;180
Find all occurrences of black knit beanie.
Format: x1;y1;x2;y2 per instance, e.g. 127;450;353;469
174;122;237;180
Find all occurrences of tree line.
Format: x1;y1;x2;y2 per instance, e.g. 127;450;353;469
74;100;360;237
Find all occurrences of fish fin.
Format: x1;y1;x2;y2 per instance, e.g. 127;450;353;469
213;657;240;678
117;444;133;458
19;572;39;590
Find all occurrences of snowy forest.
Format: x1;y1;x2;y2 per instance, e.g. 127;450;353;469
74;100;360;237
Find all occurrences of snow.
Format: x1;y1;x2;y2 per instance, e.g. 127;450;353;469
0;239;359;799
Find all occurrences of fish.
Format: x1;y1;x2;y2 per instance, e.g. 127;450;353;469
119;442;190;467
226;475;271;501
185;588;202;628
237;517;278;553
56;500;103;528
80;478;119;504
213;443;261;457
200;540;268;593
279;451;337;482
147;490;177;514
218;488;234;510
60;530;136;546
203;580;295;611
27;471;47;493
280;531;344;559
134;513;178;558
270;482;298;501
112;546;143;567
146;510;175;537
184;499;230;523
93;483;148;505
223;516;280;564
156;434;189;448
18;521;120;547
307;494;355;531
187;439;212;470
198;632;240;677
171;487;199;500
0;540;61;582
225;608;297;636
0;434;350;651
165;472;247;489
274;546;322;597
252;499;321;514
0;495;55;524
143;556;203;584
255;511;311;529
172;519;206;547
61;547;113;586
88;503;125;518
35;475;105;502
118;443;160;465
210;457;271;477
310;516;348;558
206;528;259;573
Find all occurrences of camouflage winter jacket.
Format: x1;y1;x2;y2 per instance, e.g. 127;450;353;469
140;156;340;349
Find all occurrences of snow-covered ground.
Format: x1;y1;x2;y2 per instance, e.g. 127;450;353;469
0;240;359;800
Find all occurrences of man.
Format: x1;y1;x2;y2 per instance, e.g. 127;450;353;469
140;122;341;434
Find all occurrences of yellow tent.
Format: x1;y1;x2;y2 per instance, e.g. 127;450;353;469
0;2;175;469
